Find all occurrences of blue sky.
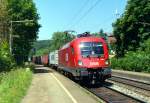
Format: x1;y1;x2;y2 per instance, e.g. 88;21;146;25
34;0;127;40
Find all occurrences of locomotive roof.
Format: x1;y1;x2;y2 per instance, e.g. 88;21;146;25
74;36;105;43
59;36;105;50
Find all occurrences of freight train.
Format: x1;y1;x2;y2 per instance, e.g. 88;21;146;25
31;33;111;83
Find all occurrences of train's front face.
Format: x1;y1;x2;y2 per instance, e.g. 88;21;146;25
78;40;109;68
75;37;111;80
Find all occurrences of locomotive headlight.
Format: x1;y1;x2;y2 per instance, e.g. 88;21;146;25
78;60;83;66
105;59;109;65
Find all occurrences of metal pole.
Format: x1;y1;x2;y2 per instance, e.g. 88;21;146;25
9;20;33;54
9;21;12;54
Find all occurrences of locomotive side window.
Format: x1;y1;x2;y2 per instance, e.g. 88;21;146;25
79;42;104;57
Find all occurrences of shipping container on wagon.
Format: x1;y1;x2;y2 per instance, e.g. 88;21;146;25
49;50;58;67
31;56;41;64
31;56;36;63
41;54;49;66
36;56;42;64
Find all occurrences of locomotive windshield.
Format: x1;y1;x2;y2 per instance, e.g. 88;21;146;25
79;42;104;57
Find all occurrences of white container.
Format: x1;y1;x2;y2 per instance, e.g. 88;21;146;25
49;50;58;66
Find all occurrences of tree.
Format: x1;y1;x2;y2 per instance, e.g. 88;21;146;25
31;40;51;56
0;0;9;41
0;0;15;71
50;31;75;51
0;39;15;72
7;0;40;64
113;0;150;57
93;29;107;40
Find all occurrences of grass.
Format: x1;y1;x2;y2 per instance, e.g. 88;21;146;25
0;68;33;103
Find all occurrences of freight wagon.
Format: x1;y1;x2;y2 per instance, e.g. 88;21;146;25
41;54;49;66
49;50;58;68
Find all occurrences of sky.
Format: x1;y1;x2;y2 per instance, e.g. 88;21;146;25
34;0;127;40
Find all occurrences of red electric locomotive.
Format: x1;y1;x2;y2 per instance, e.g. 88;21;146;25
58;33;111;83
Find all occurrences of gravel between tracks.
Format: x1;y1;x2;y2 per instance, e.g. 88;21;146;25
106;80;150;103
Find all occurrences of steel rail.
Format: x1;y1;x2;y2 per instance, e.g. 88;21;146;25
109;75;150;91
85;85;145;103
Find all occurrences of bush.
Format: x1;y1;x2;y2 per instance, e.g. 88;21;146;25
24;62;35;72
0;40;15;72
111;39;150;73
0;68;32;103
111;51;150;73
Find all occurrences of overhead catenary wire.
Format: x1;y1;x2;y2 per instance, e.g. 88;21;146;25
91;9;121;32
98;15;116;30
90;16;114;30
70;0;103;29
65;0;90;30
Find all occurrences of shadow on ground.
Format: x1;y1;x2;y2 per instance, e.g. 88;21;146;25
79;80;113;88
35;65;44;68
33;66;53;73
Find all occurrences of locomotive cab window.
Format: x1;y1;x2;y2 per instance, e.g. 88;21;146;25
79;42;104;57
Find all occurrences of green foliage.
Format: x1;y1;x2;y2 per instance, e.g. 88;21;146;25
35;48;50;56
139;38;150;53
0;0;15;71
0;40;15;72
50;32;75;51
93;29;107;40
33;40;51;51
7;0;40;64
0;0;9;40
113;0;150;57
31;32;75;56
32;40;51;56
111;52;150;72
0;68;32;103
111;39;150;72
25;63;35;72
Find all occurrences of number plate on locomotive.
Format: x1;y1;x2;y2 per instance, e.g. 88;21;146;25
90;62;99;66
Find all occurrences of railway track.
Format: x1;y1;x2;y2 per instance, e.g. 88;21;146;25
81;74;150;103
85;82;145;103
53;66;149;102
109;75;150;92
